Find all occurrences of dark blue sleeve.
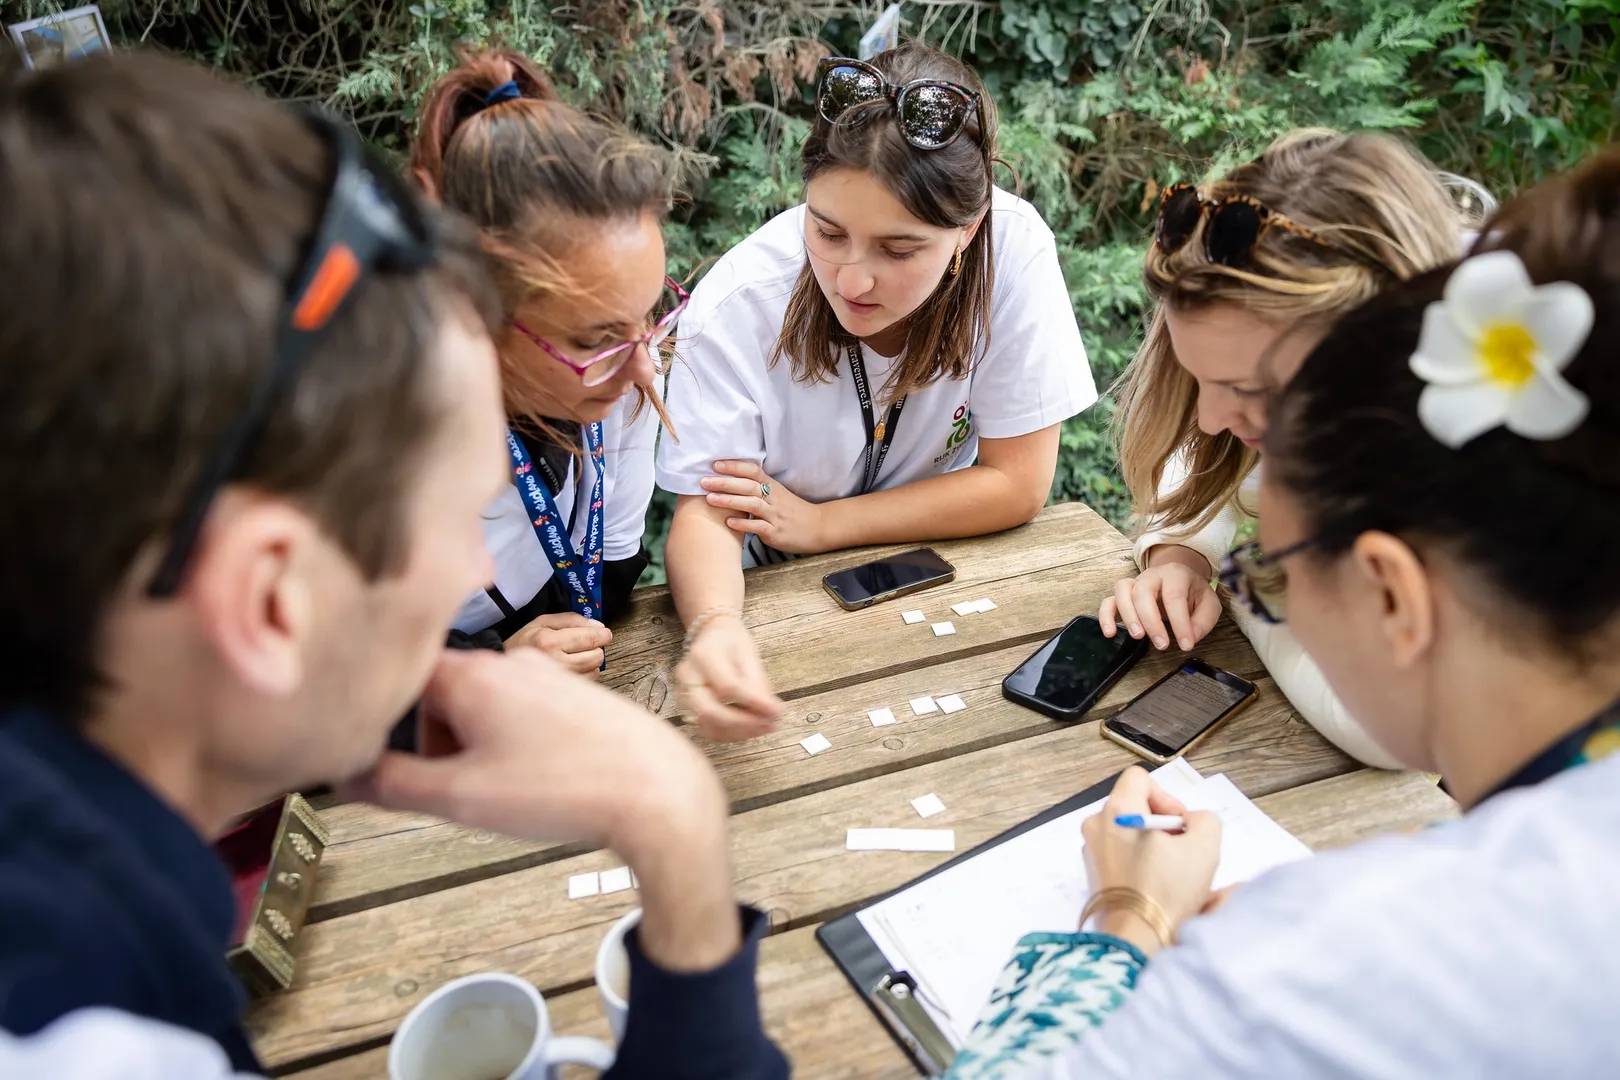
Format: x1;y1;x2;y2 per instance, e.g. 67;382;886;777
607;905;789;1080
0;854;149;1035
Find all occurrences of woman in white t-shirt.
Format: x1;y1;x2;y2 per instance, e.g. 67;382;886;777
658;45;1097;740
1095;130;1482;767
407;51;680;684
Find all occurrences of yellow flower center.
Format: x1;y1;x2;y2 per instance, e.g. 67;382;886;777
1476;322;1537;389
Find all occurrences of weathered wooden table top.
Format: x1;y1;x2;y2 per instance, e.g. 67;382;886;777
252;502;1456;1078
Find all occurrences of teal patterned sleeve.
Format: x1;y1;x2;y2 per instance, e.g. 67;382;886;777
942;932;1147;1080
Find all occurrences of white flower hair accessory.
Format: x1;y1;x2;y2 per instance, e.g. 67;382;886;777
1409;250;1592;449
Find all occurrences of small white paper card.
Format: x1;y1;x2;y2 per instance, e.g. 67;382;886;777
902;610;926;625
847;828;957;853
951;601;979;617
567;872;600;899
932;622;956;637
801;732;832;755
973;598;997;613
600;866;633;894
868;707;898;727
909;696;939;716
911;793;946;819
937;694;967;714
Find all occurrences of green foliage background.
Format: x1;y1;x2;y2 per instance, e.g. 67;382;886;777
14;0;1616;581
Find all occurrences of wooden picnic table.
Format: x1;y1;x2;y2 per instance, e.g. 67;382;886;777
250;503;1456;1079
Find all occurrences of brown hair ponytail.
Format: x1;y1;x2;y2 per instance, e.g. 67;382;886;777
410;49;559;202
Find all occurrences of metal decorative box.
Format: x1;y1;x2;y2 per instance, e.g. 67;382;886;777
216;793;329;996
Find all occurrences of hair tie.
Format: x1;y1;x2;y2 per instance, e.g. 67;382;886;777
482;80;522;108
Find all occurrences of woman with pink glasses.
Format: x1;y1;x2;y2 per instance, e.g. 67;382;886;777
409;49;683;676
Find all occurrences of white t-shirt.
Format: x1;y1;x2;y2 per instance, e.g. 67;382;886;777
452;393;657;634
655;188;1097;502
1031;750;1620;1079
0;1009;259;1079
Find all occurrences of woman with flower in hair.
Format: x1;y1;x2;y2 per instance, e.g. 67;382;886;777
943;149;1620;1080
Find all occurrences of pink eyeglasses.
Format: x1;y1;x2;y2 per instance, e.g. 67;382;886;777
509;276;690;388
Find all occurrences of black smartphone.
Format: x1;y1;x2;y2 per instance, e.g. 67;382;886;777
1001;615;1149;721
1100;658;1258;764
823;548;957;610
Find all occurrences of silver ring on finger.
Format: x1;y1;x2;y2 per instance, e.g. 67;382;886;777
759;482;771;500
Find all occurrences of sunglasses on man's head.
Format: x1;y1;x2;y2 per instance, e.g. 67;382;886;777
147;108;438;598
815;57;982;151
510;276;689;389
1154;183;1386;272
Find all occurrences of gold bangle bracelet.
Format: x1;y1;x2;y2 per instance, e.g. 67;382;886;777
1079;886;1176;949
682;605;743;652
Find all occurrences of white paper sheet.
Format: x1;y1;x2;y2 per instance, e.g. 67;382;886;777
902;610;927;625
937;694;967;714
868;707;898;727
599;866;633;894
911;793;947;819
855;760;1308;1045
932;622;956;637
848;828;957;852
910;696;940;716
801;732;832;755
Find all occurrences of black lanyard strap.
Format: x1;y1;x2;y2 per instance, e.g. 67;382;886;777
847;342;906;495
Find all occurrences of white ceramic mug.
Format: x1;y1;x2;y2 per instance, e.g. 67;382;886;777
594;909;642;1044
389;972;615;1080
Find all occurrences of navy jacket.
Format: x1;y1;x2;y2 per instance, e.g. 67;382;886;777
0;710;788;1079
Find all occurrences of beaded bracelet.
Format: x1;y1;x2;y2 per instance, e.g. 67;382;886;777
1079;886;1176;948
682;605;743;652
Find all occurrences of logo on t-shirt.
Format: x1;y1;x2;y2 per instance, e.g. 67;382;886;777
933;401;974;467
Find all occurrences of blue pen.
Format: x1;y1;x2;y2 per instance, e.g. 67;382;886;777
1113;813;1186;831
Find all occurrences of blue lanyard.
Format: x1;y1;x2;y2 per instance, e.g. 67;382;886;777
507;425;604;624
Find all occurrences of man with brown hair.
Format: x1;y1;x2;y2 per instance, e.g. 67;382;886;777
0;50;784;1079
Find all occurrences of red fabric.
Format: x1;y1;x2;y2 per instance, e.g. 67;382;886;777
213;801;283;944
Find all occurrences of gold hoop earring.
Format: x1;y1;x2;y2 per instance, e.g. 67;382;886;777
950;247;963;277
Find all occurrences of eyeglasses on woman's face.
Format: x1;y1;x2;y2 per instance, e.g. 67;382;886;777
1219;536;1318;623
509;276;689;388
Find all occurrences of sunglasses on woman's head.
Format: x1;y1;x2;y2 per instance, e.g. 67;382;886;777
1154;183;1385;272
1219;537;1317;624
510;276;689;388
815;57;982;151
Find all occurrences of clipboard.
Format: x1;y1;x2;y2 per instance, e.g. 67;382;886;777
816;771;1123;1076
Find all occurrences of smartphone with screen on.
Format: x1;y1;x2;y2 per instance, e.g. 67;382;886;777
1100;658;1258;764
823;548;957;611
1001;615;1150;722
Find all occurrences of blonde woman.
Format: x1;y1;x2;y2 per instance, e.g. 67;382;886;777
1098;130;1482;767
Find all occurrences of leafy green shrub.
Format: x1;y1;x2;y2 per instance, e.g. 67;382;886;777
20;0;1616;585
